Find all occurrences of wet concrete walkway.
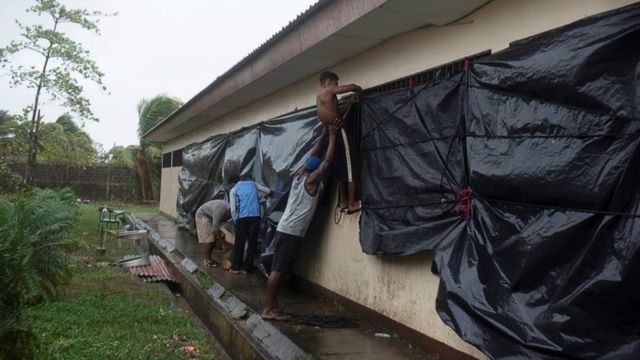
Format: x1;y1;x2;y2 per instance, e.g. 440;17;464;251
137;213;438;360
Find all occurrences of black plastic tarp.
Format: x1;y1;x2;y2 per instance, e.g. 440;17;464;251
359;3;640;358
176;108;322;229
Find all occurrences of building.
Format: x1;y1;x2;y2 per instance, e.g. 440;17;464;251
143;1;638;358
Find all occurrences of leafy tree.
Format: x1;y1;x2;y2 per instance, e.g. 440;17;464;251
0;111;16;140
0;111;24;192
105;144;136;166
0;0;114;184
0;188;77;358
54;112;80;134
38;114;97;165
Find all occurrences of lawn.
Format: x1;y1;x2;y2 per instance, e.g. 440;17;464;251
25;203;225;359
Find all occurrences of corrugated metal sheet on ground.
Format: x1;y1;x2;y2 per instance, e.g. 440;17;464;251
127;255;177;283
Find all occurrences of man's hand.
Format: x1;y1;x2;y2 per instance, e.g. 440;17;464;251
353;85;362;92
328;118;341;134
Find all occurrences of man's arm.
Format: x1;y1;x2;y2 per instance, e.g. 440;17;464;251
229;188;238;221
254;182;272;196
331;84;362;95
309;126;328;157
306;125;338;190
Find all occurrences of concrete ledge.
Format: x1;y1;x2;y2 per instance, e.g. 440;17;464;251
130;214;311;360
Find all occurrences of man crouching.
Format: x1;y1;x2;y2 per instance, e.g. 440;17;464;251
262;120;340;320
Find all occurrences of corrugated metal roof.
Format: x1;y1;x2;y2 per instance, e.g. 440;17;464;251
127;255;177;283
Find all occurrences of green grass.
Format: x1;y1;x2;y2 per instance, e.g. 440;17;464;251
25;203;225;359
194;270;215;289
26;267;219;359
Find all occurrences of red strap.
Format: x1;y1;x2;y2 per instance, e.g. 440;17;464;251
408;77;414;89
454;187;473;219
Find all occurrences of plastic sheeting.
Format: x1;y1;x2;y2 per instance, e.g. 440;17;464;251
176;108;322;229
359;4;640;358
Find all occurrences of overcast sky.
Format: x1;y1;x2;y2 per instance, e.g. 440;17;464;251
0;0;317;150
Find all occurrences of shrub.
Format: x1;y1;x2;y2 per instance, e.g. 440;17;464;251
0;188;77;359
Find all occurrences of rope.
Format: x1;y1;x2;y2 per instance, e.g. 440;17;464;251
334;204;343;224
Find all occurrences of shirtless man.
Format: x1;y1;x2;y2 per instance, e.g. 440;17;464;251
316;70;362;213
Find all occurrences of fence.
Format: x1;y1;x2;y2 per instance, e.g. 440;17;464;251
11;163;136;201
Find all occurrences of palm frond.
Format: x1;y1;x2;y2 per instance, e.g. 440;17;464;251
136;94;183;138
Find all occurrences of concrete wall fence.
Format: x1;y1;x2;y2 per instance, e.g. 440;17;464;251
11;163;135;201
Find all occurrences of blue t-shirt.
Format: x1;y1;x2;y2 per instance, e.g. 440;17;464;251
232;181;261;219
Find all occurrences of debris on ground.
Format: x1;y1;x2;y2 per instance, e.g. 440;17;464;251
120;254;177;283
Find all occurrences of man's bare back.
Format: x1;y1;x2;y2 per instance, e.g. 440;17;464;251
316;88;340;126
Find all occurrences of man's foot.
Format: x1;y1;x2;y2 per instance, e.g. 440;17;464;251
346;201;362;214
203;258;218;268
222;259;232;271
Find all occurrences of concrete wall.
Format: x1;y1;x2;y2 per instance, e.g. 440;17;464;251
159;0;636;357
12;163;135;201
160;167;182;216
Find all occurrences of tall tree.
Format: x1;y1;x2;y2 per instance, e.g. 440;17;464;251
0;0;113;184
135;95;182;201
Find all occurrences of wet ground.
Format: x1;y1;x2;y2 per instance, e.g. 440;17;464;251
137;213;439;360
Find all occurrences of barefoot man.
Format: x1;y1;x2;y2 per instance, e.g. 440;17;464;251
262;121;340;320
195;199;231;267
316;70;362;213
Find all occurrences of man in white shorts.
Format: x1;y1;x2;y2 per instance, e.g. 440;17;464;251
195;199;230;267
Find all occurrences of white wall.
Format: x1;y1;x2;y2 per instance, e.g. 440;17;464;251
159;0;637;357
160;167;181;217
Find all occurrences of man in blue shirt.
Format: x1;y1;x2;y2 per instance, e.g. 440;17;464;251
229;175;272;274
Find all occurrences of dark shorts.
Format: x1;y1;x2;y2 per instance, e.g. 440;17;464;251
271;231;302;273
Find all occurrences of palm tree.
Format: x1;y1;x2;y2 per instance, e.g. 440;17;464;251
134;95;182;201
0;188;76;358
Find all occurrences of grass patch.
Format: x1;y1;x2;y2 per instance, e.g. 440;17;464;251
194;270;215;289
26;267;219;359
25;203;225;359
